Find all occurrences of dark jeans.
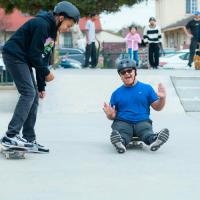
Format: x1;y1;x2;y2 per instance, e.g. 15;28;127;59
85;42;97;68
148;43;160;68
189;37;199;66
3;53;39;142
111;120;157;146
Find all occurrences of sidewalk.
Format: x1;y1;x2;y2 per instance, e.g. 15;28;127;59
0;68;200;200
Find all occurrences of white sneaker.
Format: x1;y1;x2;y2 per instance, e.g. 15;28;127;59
150;129;169;151
1;135;34;148
114;142;126;153
110;130;126;153
29;141;49;153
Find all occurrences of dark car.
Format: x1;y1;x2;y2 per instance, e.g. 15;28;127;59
59;47;85;66
59;55;82;69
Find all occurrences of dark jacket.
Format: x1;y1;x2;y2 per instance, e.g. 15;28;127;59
3;12;57;91
186;19;200;40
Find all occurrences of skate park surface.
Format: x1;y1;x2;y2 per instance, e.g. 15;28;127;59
0;68;200;200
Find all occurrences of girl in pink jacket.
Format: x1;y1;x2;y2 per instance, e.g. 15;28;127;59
125;26;141;66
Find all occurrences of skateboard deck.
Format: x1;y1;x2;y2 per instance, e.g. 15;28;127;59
1;146;27;159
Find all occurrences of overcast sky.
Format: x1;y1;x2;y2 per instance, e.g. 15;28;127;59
100;0;155;31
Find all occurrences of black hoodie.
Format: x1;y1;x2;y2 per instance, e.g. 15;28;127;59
3;12;57;91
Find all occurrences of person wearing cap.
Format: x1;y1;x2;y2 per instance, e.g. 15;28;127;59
84;13;98;68
1;1;80;153
103;54;169;153
184;11;200;67
143;17;162;69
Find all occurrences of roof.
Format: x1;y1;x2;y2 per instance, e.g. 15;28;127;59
0;8;102;33
0;8;33;31
162;15;193;32
79;17;102;32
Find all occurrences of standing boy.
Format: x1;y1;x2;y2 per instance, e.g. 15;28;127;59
84;13;97;68
143;17;162;69
1;1;80;153
185;11;200;67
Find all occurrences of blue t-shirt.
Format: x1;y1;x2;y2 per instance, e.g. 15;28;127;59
110;81;159;123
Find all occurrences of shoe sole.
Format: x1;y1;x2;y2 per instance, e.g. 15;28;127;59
1;142;33;150
117;148;126;154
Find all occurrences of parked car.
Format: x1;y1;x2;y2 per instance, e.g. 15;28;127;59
161;48;177;56
159;49;189;69
59;55;82;69
59;47;85;66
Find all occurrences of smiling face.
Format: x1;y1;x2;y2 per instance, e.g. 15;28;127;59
119;68;136;86
57;17;75;33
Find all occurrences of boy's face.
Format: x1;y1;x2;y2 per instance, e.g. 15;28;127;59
58;18;75;33
119;68;136;86
149;20;156;26
91;15;97;21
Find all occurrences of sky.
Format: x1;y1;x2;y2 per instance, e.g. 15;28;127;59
99;0;155;31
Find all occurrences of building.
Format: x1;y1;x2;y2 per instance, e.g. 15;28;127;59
0;8;32;42
155;0;200;49
0;8;103;50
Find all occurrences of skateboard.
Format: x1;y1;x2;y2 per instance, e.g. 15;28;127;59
127;137;143;149
1;145;28;159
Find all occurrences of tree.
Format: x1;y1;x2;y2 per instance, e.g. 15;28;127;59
0;0;144;15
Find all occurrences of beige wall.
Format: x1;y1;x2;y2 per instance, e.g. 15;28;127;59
156;0;200;28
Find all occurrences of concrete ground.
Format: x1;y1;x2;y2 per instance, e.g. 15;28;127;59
0;68;200;200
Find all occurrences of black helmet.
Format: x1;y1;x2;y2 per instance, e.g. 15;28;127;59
54;1;80;23
116;54;136;74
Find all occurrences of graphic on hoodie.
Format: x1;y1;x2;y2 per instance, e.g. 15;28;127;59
42;37;55;58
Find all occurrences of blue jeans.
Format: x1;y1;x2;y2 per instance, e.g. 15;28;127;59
128;48;139;66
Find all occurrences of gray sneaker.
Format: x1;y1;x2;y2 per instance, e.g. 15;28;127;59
110;130;126;153
1;135;34;149
150;128;169;151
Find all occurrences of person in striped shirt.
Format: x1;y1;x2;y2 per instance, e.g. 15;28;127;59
143;17;162;69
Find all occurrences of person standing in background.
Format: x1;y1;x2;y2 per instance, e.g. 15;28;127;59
184;11;200;67
84;13;97;68
143;17;162;69
125;26;141;67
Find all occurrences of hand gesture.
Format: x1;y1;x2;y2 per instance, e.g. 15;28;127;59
157;83;166;99
103;102;116;119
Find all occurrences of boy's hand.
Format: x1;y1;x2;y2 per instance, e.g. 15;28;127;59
157;83;166;99
39;91;46;99
45;72;54;82
103;102;116;120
